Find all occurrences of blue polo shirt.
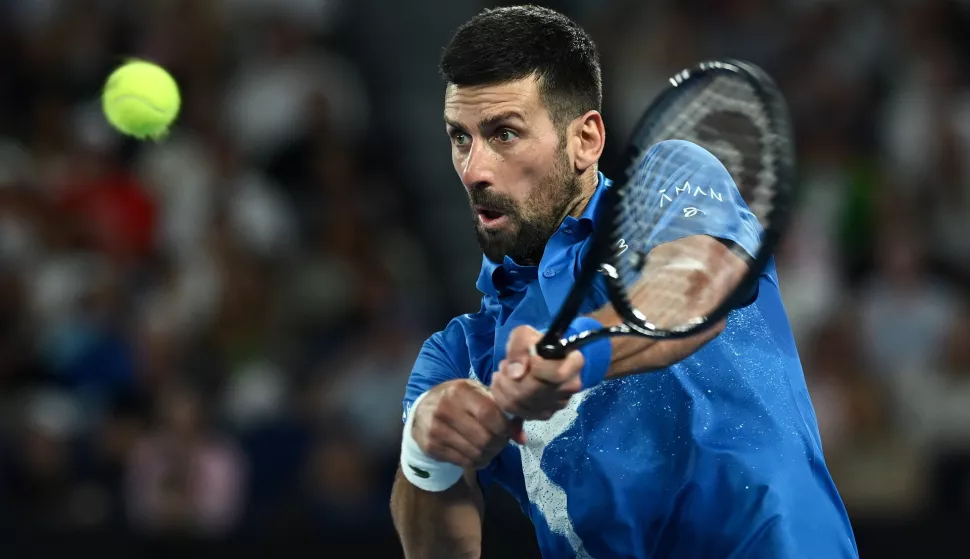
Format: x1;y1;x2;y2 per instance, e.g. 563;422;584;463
403;140;858;558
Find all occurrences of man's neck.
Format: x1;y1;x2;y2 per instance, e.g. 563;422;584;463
564;167;599;220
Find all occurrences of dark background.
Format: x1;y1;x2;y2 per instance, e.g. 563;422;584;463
1;0;969;556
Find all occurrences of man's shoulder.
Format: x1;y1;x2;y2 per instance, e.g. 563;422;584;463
432;305;496;342
647;139;724;167
417;307;496;365
405;306;498;405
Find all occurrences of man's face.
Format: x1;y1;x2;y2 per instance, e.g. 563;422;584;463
445;77;580;265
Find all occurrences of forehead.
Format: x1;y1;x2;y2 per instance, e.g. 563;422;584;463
444;78;545;123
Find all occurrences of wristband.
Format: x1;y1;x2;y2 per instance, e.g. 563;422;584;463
400;391;464;492
565;316;612;390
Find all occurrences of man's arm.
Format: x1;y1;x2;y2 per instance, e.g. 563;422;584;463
591;234;748;378
491;235;748;419
391;468;484;559
491;141;760;417
394;324;520;558
590;140;759;378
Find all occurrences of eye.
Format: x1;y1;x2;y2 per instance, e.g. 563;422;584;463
452;132;470;146
496;129;519;142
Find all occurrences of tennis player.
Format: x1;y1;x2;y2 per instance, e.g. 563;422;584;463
391;6;858;558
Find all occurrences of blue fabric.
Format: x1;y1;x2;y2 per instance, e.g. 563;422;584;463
564;316;611;389
402;141;858;558
633;139;763;259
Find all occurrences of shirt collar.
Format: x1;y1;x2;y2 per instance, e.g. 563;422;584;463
476;171;612;297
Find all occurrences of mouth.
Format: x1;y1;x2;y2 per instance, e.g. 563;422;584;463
475;207;509;228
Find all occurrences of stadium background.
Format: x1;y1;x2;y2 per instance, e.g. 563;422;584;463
0;0;968;556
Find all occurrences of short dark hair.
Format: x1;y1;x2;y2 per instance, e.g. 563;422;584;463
439;5;602;128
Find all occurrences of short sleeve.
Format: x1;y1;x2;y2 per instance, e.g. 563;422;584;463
402;323;469;424
636;139;763;259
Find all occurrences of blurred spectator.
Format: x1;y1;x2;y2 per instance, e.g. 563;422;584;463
319;319;421;459
858;213;959;378
894;309;970;516
299;429;389;537
223;15;369;163
3;389;86;530
125;382;246;538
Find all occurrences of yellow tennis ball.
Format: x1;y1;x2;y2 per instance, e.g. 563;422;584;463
102;60;180;140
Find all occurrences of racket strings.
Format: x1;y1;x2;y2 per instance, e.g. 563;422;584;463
617;210;747;330
611;74;774;330
649;76;778;221
622;239;746;330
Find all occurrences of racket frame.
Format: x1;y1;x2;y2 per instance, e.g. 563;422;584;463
534;59;795;361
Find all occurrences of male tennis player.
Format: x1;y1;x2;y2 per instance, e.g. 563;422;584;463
391;6;857;558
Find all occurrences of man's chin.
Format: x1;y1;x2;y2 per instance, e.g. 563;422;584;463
476;232;514;263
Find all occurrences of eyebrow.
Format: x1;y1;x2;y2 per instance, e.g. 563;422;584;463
444;111;526;133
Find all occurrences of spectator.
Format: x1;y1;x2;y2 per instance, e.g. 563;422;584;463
125;383;247;538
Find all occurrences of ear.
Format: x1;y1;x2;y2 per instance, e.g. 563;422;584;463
569;110;605;173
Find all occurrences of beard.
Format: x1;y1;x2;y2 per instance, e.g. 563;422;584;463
469;151;580;266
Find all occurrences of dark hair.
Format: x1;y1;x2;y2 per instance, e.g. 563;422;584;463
439;5;602;128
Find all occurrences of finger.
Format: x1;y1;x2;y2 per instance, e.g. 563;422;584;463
452;410;502;453
494;359;508;382
493;371;570;420
505;326;542;372
430;390;506;462
488;376;514;422
495;357;528;382
476;373;522;430
511;387;570;421
501;390;554;420
521;370;579;400
490;371;538;418
529;349;585;388
420;429;476;469
507;360;527;380
515;376;576;417
426;444;474;469
468;384;514;436
433;419;500;469
481;429;515;459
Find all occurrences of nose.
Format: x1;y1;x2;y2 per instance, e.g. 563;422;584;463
459;140;495;192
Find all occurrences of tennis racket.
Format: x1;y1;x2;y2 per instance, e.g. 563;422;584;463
534;59;795;360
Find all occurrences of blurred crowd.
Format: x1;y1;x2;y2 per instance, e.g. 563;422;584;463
0;0;968;553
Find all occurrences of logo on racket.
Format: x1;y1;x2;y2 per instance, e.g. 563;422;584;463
683;207;706;218
599;239;630;274
615;238;629;255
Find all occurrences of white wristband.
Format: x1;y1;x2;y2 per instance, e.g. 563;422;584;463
401;391;464;492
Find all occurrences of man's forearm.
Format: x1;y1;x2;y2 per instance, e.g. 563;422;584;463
588;235;742;379
391;467;485;559
590;305;724;379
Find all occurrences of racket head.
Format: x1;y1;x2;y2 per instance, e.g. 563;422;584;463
536;59;795;359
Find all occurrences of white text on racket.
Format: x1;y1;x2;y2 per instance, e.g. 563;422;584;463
615;238;629;255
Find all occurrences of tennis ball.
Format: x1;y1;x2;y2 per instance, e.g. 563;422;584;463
102;60;180;140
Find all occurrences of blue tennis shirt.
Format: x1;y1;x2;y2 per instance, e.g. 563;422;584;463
403;140;858;558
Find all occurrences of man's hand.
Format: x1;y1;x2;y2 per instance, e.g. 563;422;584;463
412;379;525;469
490;325;583;420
